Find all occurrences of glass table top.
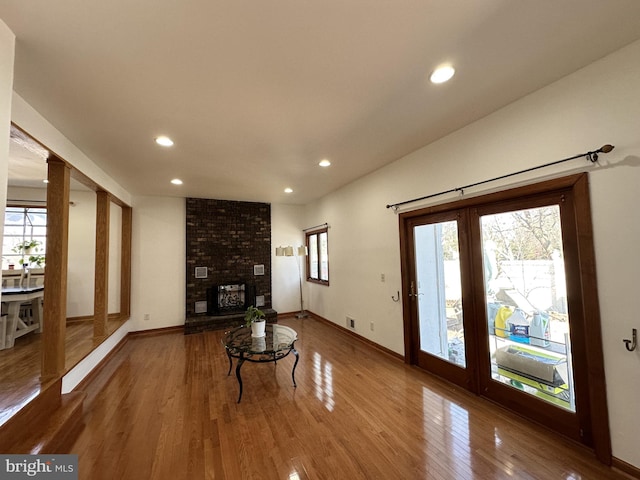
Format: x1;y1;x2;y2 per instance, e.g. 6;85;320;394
223;324;297;355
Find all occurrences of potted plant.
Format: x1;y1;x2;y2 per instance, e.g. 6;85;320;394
25;254;46;268
245;305;266;337
12;240;45;267
12;240;41;256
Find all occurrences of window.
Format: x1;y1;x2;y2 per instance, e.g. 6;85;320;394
2;206;47;269
306;227;329;285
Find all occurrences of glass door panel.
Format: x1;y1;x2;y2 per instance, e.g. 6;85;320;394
319;231;329;281
414;221;465;368
480;205;575;411
308;235;318;278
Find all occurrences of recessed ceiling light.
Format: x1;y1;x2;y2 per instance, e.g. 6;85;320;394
155;136;174;147
284;187;293;193
430;65;455;84
171;178;183;185
319;159;331;167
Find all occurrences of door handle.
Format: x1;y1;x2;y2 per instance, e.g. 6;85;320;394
409;281;424;298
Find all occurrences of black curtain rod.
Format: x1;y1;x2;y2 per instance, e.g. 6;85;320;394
303;222;329;232
386;144;614;210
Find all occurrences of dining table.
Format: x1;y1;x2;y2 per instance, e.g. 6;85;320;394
1;285;44;350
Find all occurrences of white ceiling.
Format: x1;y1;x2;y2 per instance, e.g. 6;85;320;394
3;0;640;205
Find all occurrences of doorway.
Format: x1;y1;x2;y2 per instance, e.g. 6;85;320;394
399;174;611;463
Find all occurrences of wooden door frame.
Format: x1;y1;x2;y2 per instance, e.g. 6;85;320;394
398;173;611;464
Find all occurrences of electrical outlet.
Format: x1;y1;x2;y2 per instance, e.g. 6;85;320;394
370;321;374;331
381;273;385;282
144;313;150;321
346;316;355;329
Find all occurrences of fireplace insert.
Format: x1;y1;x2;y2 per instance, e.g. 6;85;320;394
206;283;256;315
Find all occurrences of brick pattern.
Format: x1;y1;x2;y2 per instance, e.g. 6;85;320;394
184;309;278;335
185;198;272;331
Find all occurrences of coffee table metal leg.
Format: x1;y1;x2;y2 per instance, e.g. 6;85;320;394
291;348;299;388
235;355;245;403
226;349;233;376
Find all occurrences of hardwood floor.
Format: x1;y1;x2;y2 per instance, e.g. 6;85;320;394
0;318;125;426
70;317;631;480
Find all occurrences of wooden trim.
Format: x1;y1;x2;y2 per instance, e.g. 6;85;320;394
5;202;48;209
127;325;184;337
66;313;123;324
305;311;404;361
42;156;71;381
71;334;129;392
93;191;110;340
399;213;416;365
68;164;128;208
572;174;611;464
398;174;584;220
69;167;102;193
612;457;640;479
120;205;132;318
305;227;330;286
66;315;93;324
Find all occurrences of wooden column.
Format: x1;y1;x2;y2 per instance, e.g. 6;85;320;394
42;157;71;381
93;190;110;340
120;205;132;319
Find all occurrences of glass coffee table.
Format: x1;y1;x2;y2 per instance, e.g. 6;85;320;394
223;324;299;403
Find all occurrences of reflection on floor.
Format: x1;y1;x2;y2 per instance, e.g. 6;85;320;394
0;318;124;426
70;317;628;479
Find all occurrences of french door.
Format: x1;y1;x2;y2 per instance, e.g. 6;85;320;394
399;174;611;463
405;209;478;391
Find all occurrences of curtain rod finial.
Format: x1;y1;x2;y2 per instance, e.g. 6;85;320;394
599;144;614;154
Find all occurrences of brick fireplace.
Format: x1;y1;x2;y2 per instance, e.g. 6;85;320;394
184;198;276;333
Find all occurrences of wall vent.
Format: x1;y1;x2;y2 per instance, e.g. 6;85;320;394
195;266;208;279
194;301;207;314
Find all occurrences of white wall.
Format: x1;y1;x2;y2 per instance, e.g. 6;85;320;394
129;195;185;331
303;182;404;344
302;39;640;467
0;21;14;282
5;185;46;203
67;189;96;317
271;203;305;313
129;200;305;329
130;200;306;327
108;202;122;313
